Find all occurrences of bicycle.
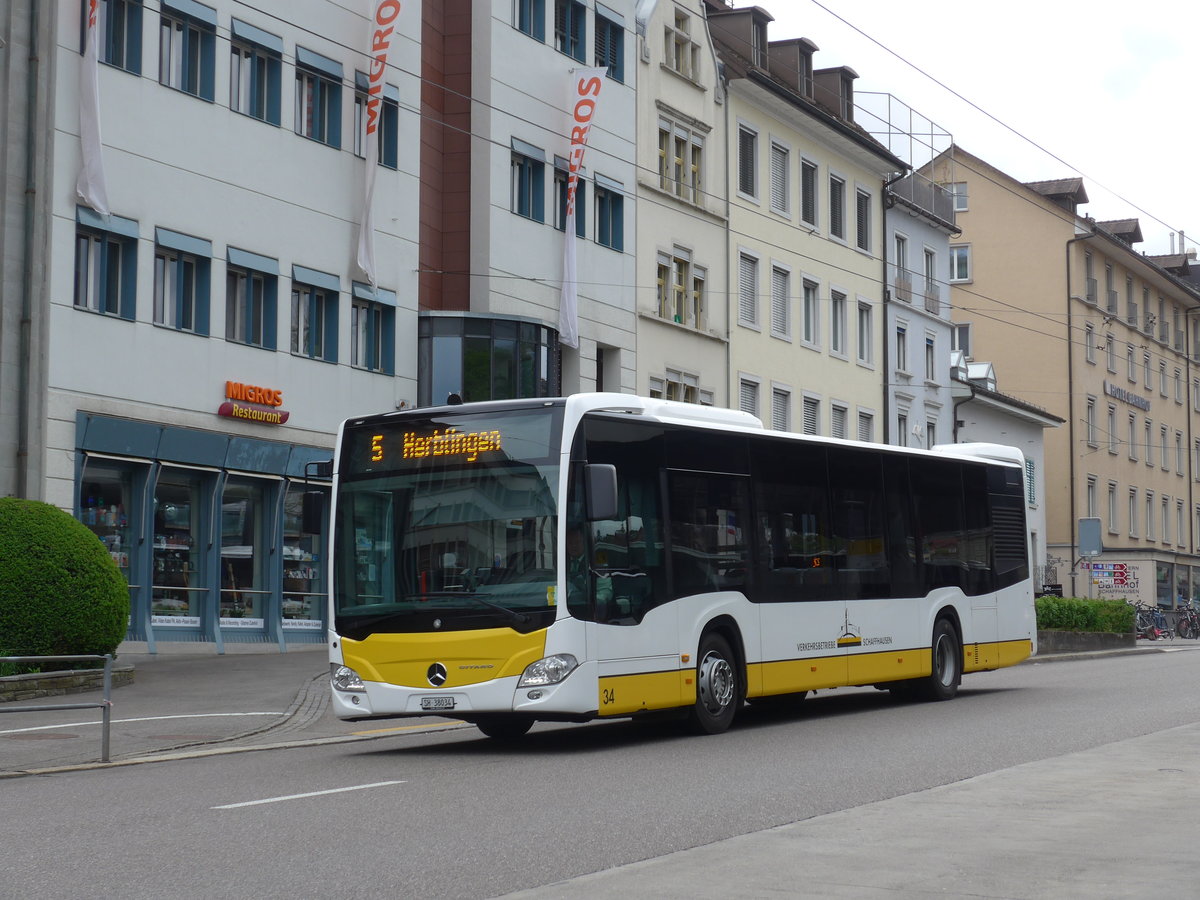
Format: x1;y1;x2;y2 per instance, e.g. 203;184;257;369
1130;601;1171;640
1174;599;1200;640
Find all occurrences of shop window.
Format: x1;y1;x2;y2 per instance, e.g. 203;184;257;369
74;209;138;320
351;283;396;374
220;477;270;626
158;2;216;100
152;470;207;626
295;48;342;147
230;20;283;125
95;0;143;74
154;228;211;334
353;72;399;167
282;483;327;630
79;465;135;585
291;266;340;362
226;248;278;349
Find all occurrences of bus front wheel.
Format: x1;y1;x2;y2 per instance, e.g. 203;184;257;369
686;633;740;734
475;716;534;740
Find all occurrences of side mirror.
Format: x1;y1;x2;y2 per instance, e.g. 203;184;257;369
301;491;327;535
584;464;618;521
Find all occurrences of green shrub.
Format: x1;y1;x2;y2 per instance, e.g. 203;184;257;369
1035;596;1134;634
0;498;129;664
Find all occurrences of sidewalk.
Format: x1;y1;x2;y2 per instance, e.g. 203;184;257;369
0;642;460;777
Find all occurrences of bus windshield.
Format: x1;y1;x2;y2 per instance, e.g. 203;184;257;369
333;406;563;639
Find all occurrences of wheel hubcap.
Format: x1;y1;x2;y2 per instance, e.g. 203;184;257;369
934;635;956;687
698;650;734;714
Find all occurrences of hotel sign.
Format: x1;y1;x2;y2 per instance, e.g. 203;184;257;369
218;381;290;425
1103;380;1151;411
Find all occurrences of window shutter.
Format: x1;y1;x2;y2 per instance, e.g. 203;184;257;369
770;145;787;210
829;176;844;237
772;390;788;431
801;161;816;224
857;412;871;442
771;267;788;334
739;380;758;415
738;254;757;323
738;128;756;195
803;397;819;435
832;406;847;440
856;190;870;250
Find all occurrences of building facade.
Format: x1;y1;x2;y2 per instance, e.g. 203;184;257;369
932;146;1200;606
706;3;905;438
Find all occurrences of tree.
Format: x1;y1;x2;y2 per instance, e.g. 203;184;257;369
0;498;129;658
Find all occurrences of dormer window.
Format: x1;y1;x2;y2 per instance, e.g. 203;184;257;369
751;19;767;68
665;10;699;80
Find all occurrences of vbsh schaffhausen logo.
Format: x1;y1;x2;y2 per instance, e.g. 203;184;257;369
427;663;448;687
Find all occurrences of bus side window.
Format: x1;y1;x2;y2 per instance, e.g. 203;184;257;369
667;471;751;598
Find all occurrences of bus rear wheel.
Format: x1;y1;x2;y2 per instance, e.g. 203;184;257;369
686;633;740;734
475;717;534;740
917;618;961;701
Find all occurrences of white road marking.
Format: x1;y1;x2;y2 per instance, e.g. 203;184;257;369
212;781;407;809
0;712;283;736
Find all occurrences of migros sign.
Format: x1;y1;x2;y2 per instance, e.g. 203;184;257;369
217;381;290;425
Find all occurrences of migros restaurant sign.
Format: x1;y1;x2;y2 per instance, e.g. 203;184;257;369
217;381;290;425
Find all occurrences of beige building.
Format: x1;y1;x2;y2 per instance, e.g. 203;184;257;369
930;146;1200;606
706;3;905;437
633;0;729;406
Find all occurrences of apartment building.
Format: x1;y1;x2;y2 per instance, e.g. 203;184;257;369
418;0;637;403
632;0;728;406
930;146;1200;606
705;3;905;439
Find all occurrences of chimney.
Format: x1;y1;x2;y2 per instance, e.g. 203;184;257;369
1170;232;1175;254
813;65;858;121
767;37;819;98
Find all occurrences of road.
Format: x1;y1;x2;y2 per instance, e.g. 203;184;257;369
6;650;1200;899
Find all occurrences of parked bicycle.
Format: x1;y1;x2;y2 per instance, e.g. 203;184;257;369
1175;599;1200;640
1129;600;1172;640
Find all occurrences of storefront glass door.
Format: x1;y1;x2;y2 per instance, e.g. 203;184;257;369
152;470;207;626
282;483;327;632
220;477;270;628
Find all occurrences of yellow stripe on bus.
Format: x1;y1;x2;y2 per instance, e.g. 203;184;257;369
341;628;547;688
597;670;692;716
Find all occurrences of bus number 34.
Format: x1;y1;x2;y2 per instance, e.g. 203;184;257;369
602;688;615;706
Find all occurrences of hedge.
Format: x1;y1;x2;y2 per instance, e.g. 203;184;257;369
0;498;129;667
1035;596;1135;634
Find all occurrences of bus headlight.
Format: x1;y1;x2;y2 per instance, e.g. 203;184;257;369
331;663;366;693
518;654;578;687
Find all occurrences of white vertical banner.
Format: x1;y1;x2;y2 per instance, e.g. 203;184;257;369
356;0;402;286
558;68;606;350
75;0;110;215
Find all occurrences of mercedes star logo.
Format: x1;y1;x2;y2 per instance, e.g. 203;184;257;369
427;662;448;687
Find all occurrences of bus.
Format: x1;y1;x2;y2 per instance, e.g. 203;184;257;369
325;393;1035;739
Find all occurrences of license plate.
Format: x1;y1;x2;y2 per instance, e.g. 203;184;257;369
420;696;455;711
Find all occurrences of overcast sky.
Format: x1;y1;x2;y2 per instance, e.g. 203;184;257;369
734;0;1197;255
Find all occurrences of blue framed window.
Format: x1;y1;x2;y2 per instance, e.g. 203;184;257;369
354;73;399;168
555;0;585;62
555;165;586;237
595;9;623;82
295;48;343;148
74;208;138;320
230;19;282;125
517;0;545;41
158;0;216;100
595;177;624;251
351;283;396;375
94;0;143;74
291;266;340;362
154;228;211;334
226;248;278;350
511;140;546;222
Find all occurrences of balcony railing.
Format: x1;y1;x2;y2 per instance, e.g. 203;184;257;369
1085;277;1098;303
895;275;912;302
924;284;941;314
1107;290;1118;314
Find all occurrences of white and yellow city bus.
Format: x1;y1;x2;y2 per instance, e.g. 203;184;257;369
326;393;1035;739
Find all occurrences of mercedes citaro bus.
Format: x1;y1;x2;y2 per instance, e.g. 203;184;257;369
323;393;1035;739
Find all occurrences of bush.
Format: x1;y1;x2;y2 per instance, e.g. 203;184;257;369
1035;596;1134;634
0;498;129;664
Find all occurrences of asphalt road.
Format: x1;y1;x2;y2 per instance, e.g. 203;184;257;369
6;650;1200;899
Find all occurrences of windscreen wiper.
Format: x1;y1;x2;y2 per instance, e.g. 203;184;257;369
411;591;531;625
